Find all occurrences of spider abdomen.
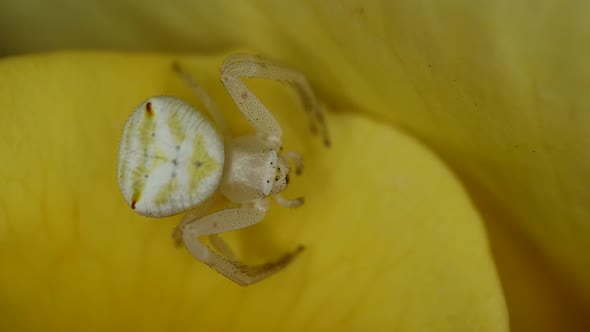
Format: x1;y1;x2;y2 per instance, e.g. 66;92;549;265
117;96;224;217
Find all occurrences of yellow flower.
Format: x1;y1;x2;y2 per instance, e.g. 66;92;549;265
0;1;588;331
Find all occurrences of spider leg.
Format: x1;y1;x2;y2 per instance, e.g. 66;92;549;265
180;205;304;286
172;193;219;246
208;234;236;261
172;62;232;142
220;53;331;148
284;151;304;175
176;206;237;259
273;194;304;208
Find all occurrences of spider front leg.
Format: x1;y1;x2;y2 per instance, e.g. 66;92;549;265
180;204;304;286
220;53;331;148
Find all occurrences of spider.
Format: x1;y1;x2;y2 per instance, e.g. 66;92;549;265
117;53;330;286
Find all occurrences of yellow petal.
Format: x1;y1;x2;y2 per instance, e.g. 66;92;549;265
0;52;507;331
3;0;590;330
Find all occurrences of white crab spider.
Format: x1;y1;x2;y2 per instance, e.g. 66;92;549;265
117;54;329;286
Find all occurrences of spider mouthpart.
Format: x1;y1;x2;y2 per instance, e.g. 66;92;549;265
285;173;290;184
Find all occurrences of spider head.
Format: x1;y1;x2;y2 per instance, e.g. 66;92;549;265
270;157;290;194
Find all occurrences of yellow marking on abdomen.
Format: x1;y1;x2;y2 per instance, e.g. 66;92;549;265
188;133;220;193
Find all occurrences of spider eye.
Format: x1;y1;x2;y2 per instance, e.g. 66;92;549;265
275;177;279;181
